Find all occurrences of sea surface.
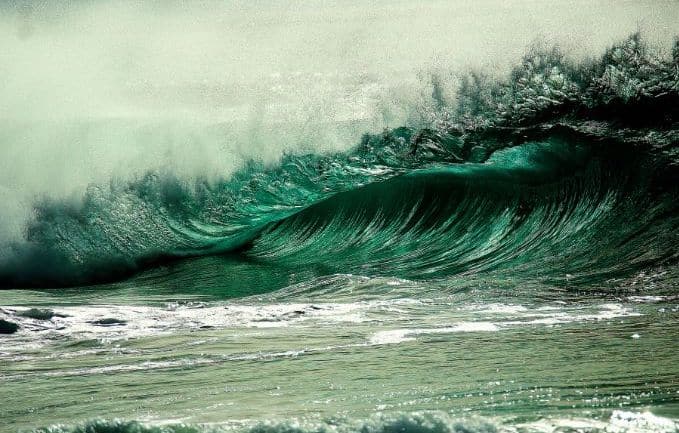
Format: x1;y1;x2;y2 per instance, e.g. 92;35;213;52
1;33;678;433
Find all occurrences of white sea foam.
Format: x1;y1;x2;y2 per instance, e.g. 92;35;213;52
511;411;678;433
369;322;500;345
0;300;645;353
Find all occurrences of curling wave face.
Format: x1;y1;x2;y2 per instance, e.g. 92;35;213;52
0;33;678;290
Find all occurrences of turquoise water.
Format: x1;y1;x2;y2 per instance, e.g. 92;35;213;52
1;33;678;433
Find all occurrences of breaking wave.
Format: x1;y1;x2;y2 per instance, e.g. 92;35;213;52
27;410;679;433
1;33;678;289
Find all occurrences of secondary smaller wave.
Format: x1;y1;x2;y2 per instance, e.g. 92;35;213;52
27;410;679;433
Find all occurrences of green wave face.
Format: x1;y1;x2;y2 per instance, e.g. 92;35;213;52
248;139;678;287
3;131;676;297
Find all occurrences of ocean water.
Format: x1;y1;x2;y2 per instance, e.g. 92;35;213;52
1;4;679;432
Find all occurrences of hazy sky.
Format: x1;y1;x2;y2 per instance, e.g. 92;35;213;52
0;0;677;238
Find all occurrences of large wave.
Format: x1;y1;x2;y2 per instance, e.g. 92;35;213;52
1;34;678;289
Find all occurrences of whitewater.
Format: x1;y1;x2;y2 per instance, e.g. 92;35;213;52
1;2;678;433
